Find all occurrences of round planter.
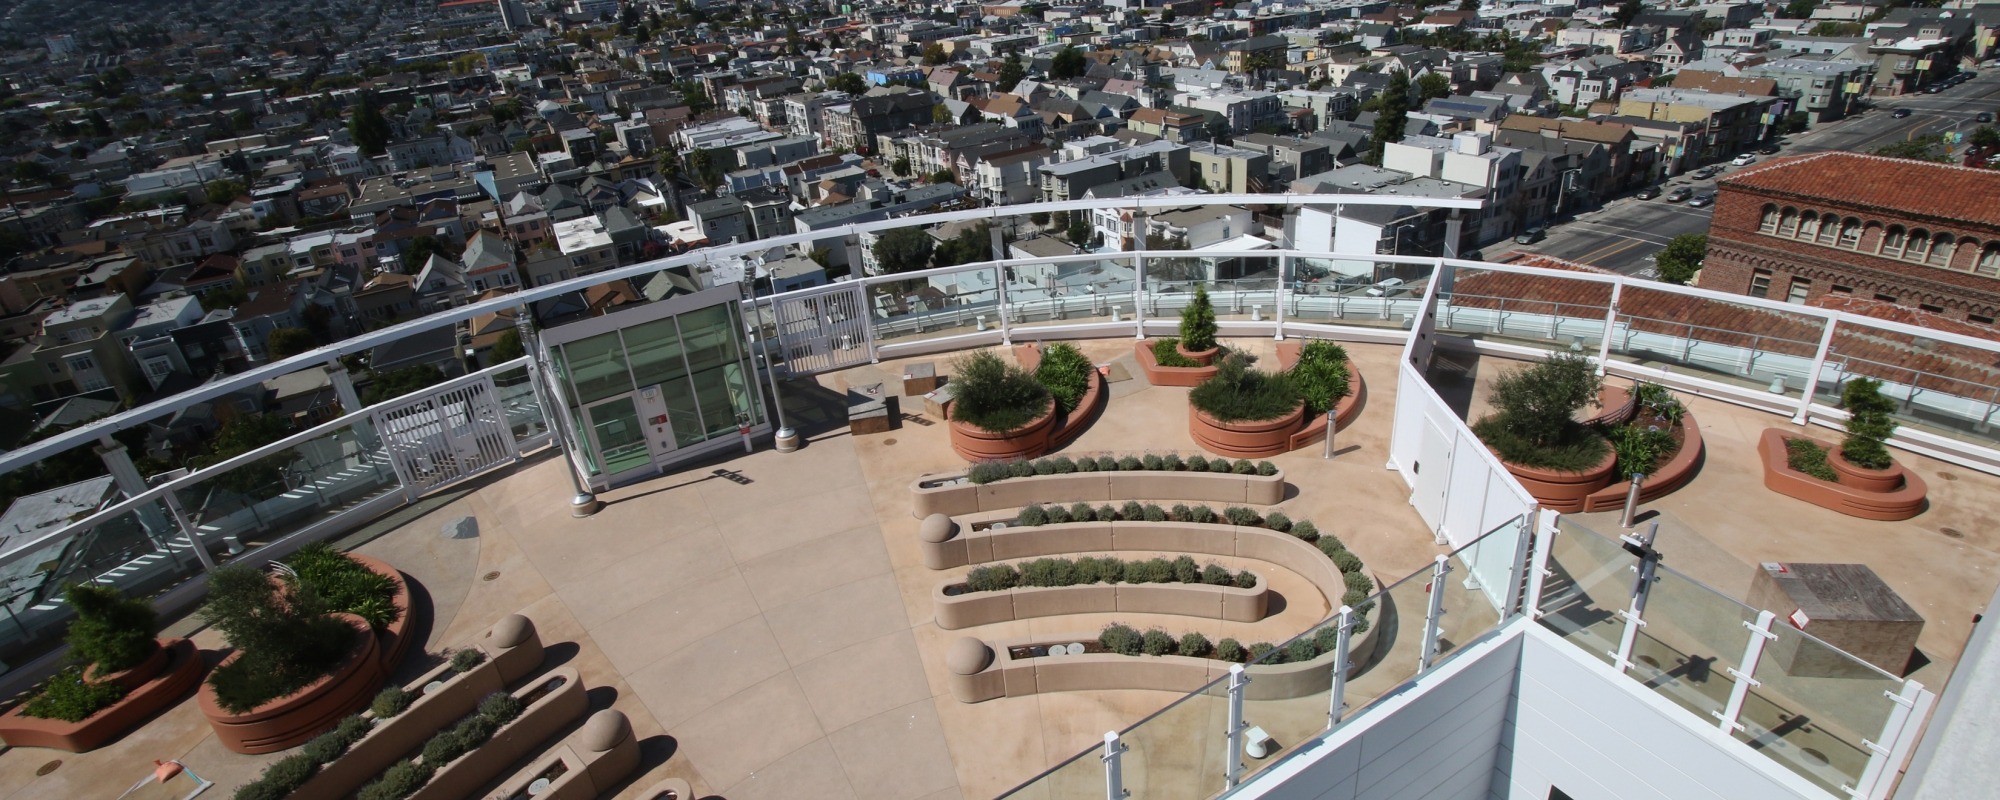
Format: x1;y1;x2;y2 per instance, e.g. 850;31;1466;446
1831;449;1903;493
1499;444;1618;513
88;641;169;692
1178;343;1220;366
198;613;387;754
1189;403;1305;459
947;396;1057;462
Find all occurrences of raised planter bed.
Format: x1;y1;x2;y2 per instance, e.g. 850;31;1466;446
1190;403;1305;459
288;614;546;800
921;519;1350;622
1758;429;1928;521
1489;385;1700;513
1014;343;1108;452
946;395;1056;462
484;709;640;800
1135;339;1221;387
349;553;418;672
945;605;1388;704
1578;400;1705;513
910;466;1285;520
934;571;1270;630
0;638;204;752
407;666;589;800
199;613;387;755
1275;341;1368;451
1499;446;1617;514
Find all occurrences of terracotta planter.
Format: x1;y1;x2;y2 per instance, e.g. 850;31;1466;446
199;613;387;754
946;396;1056;462
1498;444;1618;514
346;553;417;672
0;638;205;752
1178;343;1220;366
89;641;169;692
1831;449;1903;493
1135;340;1220;387
1578;412;1706;512
1758;429;1927;521
1189;403;1305;459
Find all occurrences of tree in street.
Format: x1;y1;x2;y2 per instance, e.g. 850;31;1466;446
1370;70;1412;165
267;327;317;359
1065;215;1092;247
364;365;449;405
872;227;935;274
1416;72;1451;102
891;157;912;178
1873;136;1950;163
828;72;867;95
1656;233;1708;285
998;51;1025;92
493;329;525;361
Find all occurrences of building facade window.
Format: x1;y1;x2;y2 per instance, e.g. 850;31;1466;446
1759;205;1778;232
1930;234;1954;267
1786;277;1811;304
1883;226;1906;256
1749;269;1772;298
1980;245;2000;277
1838;218;1860;249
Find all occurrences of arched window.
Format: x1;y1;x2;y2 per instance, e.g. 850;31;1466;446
1779;207;1799;236
1838;217;1861;249
1909;230;1931;261
1930;234;1955;267
1817;214;1841;245
1760;204;1779;233
1883;226;1906;256
1799;212;1821;240
1979;244;2000;277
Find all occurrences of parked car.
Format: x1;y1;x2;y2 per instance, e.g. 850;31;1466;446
1759;144;1781;155
1636;186;1662;200
1365;278;1406;297
1665;187;1693;202
1732;153;1757;166
1514;226;1546;244
1692;166;1721;179
1688;193;1716;208
1894;108;1913;118
1979;111;1995;123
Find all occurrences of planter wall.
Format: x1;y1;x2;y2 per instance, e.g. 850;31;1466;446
349;553;418;671
1135;340;1220;387
1273;344;1369;452
933;572;1270;630
199;614;386;755
1831;450;1903;493
1758;429;1928;521
1499;446;1617;514
921;520;1349;625
1577;409;1706;513
0;638;204;752
289;614;545;800
483;709;641;800
407;666;589;800
1189;404;1304;459
909;468;1286;520
946;397;1055;462
1015;343;1109;452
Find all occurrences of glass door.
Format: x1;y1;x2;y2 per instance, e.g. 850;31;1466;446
582;396;653;481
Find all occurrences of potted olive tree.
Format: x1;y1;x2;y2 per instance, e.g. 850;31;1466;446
0;585;204;752
1470;353;1614;510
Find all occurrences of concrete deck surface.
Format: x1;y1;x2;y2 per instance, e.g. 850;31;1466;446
0;337;1991;800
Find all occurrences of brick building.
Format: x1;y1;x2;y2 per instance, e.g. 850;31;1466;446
1701;152;2000;325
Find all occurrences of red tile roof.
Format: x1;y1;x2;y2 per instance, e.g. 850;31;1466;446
1719;151;2000;230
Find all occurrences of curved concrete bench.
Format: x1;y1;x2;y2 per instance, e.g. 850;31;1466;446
482;709;640;800
406;666;588;800
910;468;1285;519
934;571;1270;630
921;518;1351;621
1759;429;1927;521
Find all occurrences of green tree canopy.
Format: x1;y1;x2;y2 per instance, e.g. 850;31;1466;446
827;72;867;95
363;365;448;405
998;51;1025;92
267;327;317;359
493;328;525;361
891;157;911;177
1416;72;1452;102
1873;136;1950;163
1370;70;1412;165
1655;233;1708;285
347;93;391;156
1051;45;1086;80
872;227;935;274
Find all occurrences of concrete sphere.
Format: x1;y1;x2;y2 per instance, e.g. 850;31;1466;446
577;709;632;753
486;614;535;649
947;637;994;675
920;513;957;544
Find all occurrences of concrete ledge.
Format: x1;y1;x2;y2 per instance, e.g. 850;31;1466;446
407;666;588;800
933;572;1268;630
910;468;1285;520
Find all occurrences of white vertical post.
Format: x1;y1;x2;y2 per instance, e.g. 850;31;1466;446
1505;512;1536;616
1596;282;1622;375
1611;522;1661;672
1419;554;1451;672
1133;249;1148;339
1102;731;1128;799
1795;316;1839;424
1524;509;1559;619
1274;252;1290;340
1852;681;1936;800
997;275;1012;346
1224;664;1250;790
1717;610;1778;733
1326;606;1356;728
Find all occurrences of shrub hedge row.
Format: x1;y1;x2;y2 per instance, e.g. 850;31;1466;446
967;453;1278;484
964;555;1257;593
355;692;524;800
1097;613;1371;665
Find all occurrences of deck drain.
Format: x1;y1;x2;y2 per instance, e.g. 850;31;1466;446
482;571;501;582
35;760;59;776
1941;471;1960;481
1940;528;1965;539
1800;748;1829;766
883;438;897;446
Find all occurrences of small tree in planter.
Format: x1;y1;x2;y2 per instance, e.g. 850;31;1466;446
951;351;1051;434
15;585;160;722
1471;353;1608;471
1178;284;1219;356
1290;340;1351;416
1839;377;1899;469
200;565;360;714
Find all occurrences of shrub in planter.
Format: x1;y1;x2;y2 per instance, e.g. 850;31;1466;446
1343;588;1370;607
1049;456;1076;474
1470;353;1608;471
1017;504;1048;526
1285;638;1317;663
1121;501;1145;520
1191;354;1302;423
951;351;1051;434
1069;502;1095;522
1313;532;1346;554
1178;632;1212;658
1171;555;1201;583
450;648;487;673
372;685;413;718
1257;461;1279;476
1312;626;1341;654
1045;505;1072;525
1037;343;1095;412
65;583;159;677
1143;504;1168;522
1785;438;1839;482
1033;459;1057;476
1151;337;1201;367
1118;455;1144;471
1247;642;1276;662
1291;340;1352;415
1127;558;1173;584
1096;455;1118;471
1233;571;1257;589
286;543;401;629
1189;506;1217;524
200;564;359;714
1097;504;1118;522
1164;454;1186;471
301;715;372;763
1233;459;1256;475
1142;454;1165;471
21;666;127;722
1202;564;1233;586
1100;624;1143;656
1343;571;1374;595
1263;512;1291;533
1214;638;1245;663
1606;423;1676;479
1632;382;1685;424
1290;521;1319;542
1223;506;1260;526
1141;629;1176;656
238;714;372;799
1840;378;1900;469
1331;551;1364;574
1187;454;1210;472
1009;460;1036;478
1075;456;1099;473
356;759;433;800
1180;285;1219;353
1208;457;1233;473
967;462;1011;483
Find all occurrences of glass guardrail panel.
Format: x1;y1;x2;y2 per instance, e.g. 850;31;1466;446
1630;565;1756;725
178;423;399;558
1014;259;1134;331
1537;522;1633;666
492;365;549;441
1342;568;1429;717
1609;286;1826;399
0;499;205;667
1438;551;1504;665
1438;267;1613;354
996;741;1107;800
1824;318;2000;450
1734;622;1901;796
870;267;1001;344
1117;681;1228;800
1284;258;1428;330
1237;617;1341;786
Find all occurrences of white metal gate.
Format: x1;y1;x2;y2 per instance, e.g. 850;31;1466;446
773;284;871;374
371;377;519;494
